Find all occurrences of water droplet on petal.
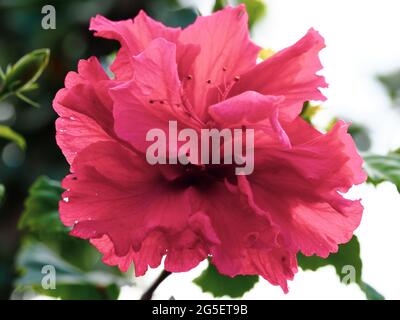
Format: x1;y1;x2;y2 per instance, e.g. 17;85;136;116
63;197;69;203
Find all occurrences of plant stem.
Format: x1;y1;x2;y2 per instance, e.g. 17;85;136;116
140;270;171;300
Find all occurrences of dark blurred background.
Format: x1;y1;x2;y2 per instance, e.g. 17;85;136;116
0;0;200;300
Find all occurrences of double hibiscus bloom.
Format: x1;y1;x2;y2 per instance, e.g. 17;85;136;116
53;5;366;292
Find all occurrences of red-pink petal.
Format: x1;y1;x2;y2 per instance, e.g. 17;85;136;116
90;213;219;275
241;246;297;293
191;182;295;292
90;11;181;79
111;38;200;153
61;141;191;256
53;57;116;164
230;28;328;121
209;91;283;126
179;5;261;119
244;119;366;257
208;91;290;147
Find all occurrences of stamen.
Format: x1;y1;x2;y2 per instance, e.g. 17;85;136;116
214;85;225;101
149;99;166;105
221;76;240;101
222;67;228;94
180;85;206;127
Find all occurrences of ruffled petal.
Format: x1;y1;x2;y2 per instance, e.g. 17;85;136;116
245;119;366;257
90;212;219;275
90;11;181;79
209;91;283;126
191;182;295;292
179;5;260;118
111;38;200;154
208;91;290;147
60;141;191;256
164;211;220;273
230;28;327;121
241;246;297;293
53;57;116;164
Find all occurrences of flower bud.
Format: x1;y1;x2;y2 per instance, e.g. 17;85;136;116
3;49;50;93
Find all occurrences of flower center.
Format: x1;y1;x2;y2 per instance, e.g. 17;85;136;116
170;163;236;191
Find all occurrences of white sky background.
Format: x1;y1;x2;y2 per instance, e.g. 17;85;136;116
119;0;400;300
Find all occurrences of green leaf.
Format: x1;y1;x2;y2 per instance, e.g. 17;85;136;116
15;92;40;108
0;125;26;149
157;8;198;28
16;242;126;300
1;49;50;94
0;49;50;106
236;0;267;29
16;176;130;299
348;123;371;151
18;176;101;271
213;0;267;29
359;282;385;300
18;176;66;234
298;236;384;300
213;0;228;12
300;101;321;124
0;184;5;203
34;284;120;300
194;262;259;298
377;69;400;103
363;152;400;192
298;236;362;283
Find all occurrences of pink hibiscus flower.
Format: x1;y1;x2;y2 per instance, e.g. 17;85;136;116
53;5;366;292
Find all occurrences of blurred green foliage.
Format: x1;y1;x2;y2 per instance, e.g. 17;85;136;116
302;102;372;152
364;151;400;193
300;101;321;124
347;123;371;152
194;262;259;298
237;0;266;29
0;48;50;107
0;184;4;203
213;0;267;30
16;176;129;300
378;69;400;104
16;242;124;300
298;236;383;300
0;125;26;150
18;176;65;235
